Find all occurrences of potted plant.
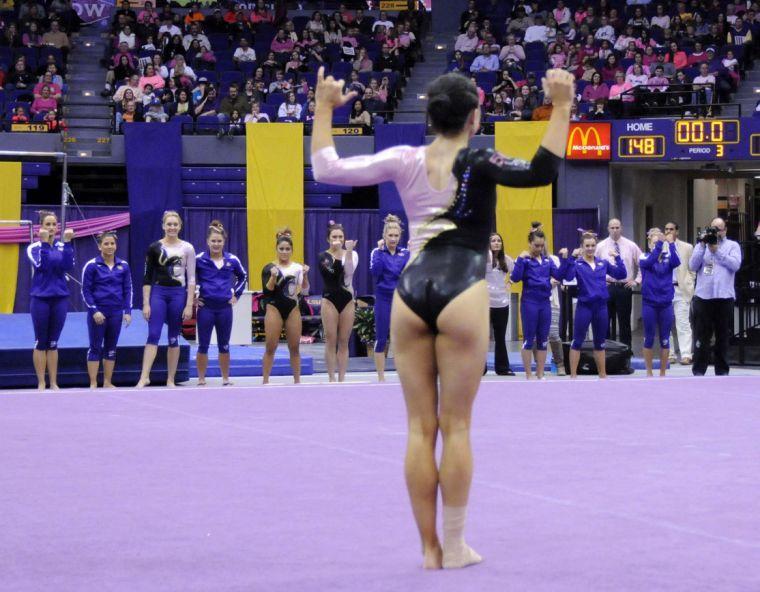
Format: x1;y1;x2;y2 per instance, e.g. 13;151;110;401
352;305;375;357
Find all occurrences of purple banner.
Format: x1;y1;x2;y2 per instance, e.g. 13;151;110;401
73;0;116;24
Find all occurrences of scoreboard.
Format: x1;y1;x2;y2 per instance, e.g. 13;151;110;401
565;118;760;162
611;118;757;162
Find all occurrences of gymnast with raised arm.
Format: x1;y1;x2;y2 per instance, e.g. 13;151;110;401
311;67;573;569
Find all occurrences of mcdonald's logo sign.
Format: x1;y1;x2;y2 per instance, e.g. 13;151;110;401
566;123;611;160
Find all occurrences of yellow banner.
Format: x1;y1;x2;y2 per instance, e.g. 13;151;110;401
494;121;554;267
246;123;304;289
0;162;22;313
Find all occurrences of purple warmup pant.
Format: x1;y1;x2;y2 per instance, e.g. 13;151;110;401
373;292;393;353
520;299;551;350
642;301;673;349
87;307;124;361
572;300;608;350
147;285;185;347
196;301;233;355
30;296;69;351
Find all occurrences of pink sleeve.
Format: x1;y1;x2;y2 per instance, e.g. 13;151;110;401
312;145;409;187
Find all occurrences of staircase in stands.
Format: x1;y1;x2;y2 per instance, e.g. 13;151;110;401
62;22;113;158
393;33;450;123
734;62;760;118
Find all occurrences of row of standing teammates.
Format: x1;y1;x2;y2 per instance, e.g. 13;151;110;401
27;206;737;390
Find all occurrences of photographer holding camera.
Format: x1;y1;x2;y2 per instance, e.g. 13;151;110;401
688;217;742;376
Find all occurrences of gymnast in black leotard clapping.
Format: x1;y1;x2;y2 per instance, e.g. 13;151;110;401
317;220;358;382
262;231;308;384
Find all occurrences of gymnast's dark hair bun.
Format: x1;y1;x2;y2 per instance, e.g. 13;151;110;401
426;73;479;137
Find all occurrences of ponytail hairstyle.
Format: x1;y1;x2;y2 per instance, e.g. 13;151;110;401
489;232;508;272
326;219;344;240
426;73;479;137
382;213;403;236
38;209;57;225
96;230;118;244
207;219;226;239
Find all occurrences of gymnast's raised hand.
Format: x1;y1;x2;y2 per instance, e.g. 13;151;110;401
315;66;358;109
541;68;576;108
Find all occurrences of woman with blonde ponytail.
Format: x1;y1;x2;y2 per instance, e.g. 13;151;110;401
369;214;409;381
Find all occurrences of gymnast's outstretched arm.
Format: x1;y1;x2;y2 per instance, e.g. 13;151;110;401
480;70;574;187
311;66;404;186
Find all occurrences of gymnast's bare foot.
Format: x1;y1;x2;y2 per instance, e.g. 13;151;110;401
422;544;443;569
37;382;46;391
166;381;177;388
222;380;234;386
197;378;206;386
135;378;150;388
89;383;98;389
103;382;116;389
442;543;483;569
50;384;60;391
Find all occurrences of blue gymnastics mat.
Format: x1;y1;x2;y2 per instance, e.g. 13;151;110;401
0;313;312;388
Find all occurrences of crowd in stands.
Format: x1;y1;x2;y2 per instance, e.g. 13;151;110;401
0;0;75;132
105;1;427;134
450;0;759;122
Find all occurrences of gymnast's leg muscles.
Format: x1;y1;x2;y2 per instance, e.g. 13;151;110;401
435;281;488;569
391;292;441;569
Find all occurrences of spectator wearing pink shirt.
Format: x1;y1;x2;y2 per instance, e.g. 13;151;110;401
648;66;670;93
271;29;295;54
608;71;633;117
137;1;159;26
581;72;609;102
665;42;688;70
553;0;571;26
549;44;567;69
138;64;165;92
34;72;62;99
31;86;58;115
499;34;525;64
642;46;658;68
625;54;650;77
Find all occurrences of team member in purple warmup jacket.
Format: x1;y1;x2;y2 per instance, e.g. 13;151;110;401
639;227;680;377
369;214;410;382
560;231;627;379
81;231;133;389
510;229;563;380
137;210;196;388
195;221;247;387
27;210;75;390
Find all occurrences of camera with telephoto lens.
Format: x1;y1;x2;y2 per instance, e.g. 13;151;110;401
698;226;719;245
